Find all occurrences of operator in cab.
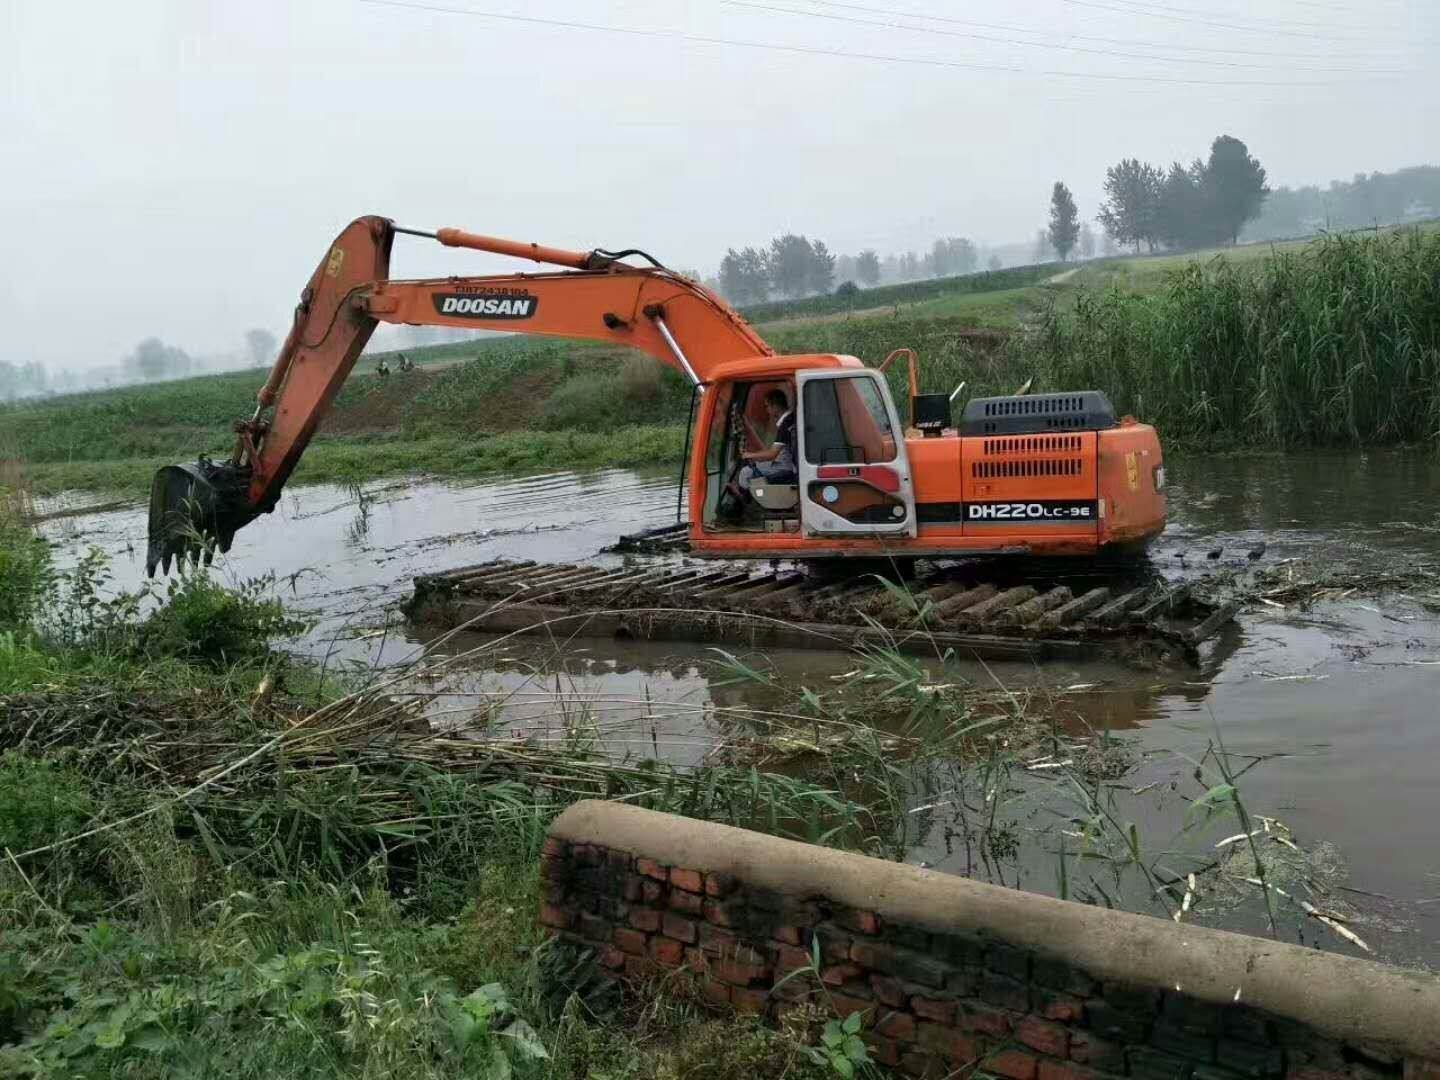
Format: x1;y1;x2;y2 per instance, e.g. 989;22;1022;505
731;388;796;497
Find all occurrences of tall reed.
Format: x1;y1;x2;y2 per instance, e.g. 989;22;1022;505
1022;229;1440;446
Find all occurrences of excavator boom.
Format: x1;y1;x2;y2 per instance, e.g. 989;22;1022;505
146;215;770;574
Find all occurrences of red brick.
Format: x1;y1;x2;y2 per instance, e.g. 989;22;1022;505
542;883;566;903
732;987;770;1015
865;1034;902;1068
911;996;956;1025
650;936;685;967
541;837;566;858
702;979;732;1007
572;843;600;866
1038;991;1085;1023
988;1050;1039;1080
670;868;704;893
577;912;612;943
705;872;738;897
961;1004;1013;1037
819;935;853;962
822;963;863;986
871;974;907;1007
642;880;664;904
839;908;881;935
1015;1016;1069;1058
622;877;643;902
918;1022;978;1063
876;1010;917;1042
637;857;668;881
1405;1063;1440;1080
683;947;707;971
538;855;560;880
629;907;662;932
829;994;875;1025
1040;1062;1102;1080
662;912;698;943
539;904;572;929
773;925;803;946
599;946;626;971
698;924;737;955
704;899;740;927
669;889;704;914
775;945;812;973
624;955;651;979
613;927;648;955
716;959;770;986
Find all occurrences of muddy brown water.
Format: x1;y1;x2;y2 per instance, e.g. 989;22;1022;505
35;451;1440;968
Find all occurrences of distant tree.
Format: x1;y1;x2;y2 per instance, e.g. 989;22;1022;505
719;247;769;304
1206;135;1269;244
928;238;951;279
856;249;882;287
1098;158;1164;253
1078;223;1096;260
1156;160;1213;251
125;337;192;383
987;254;1004;271
1102;231;1118;257
898;251;921;280
767;234;817;298
1032;229;1053;263
835;280;860;302
244;328;278;369
950;238;978;275
834;253;858;286
1047;182;1080;261
808;240;836;294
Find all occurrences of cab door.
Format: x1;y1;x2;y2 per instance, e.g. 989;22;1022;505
796;370;917;538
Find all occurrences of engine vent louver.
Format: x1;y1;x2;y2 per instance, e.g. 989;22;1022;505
959;391;1116;436
971;458;1085;479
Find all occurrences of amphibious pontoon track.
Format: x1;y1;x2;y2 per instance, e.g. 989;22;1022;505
407;559;1238;664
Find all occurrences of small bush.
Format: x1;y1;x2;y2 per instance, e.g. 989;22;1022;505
136;568;306;665
0;514;50;632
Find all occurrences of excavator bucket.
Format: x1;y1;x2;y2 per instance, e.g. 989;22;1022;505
145;461;256;577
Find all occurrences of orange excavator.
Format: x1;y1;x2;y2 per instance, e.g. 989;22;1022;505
146;216;1167;575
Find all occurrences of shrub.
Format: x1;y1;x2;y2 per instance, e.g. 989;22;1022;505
136;568;306;665
0;510;50;632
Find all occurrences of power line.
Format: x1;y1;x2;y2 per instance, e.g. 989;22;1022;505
797;0;1416;62
1058;0;1438;45
721;0;1409;74
353;0;1412;87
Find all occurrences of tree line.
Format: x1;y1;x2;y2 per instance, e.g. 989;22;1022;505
1042;135;1270;261
1095;135;1269;254
718;234;992;304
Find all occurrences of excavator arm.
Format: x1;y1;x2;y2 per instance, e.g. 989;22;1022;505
145;215;772;574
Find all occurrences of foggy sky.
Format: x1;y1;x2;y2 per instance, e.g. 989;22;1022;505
3;0;1435;373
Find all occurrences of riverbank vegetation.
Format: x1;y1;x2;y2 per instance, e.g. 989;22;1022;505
5;226;1435;500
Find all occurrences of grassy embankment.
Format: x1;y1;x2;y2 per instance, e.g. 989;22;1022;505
0;475;895;1077
6;227;1437;501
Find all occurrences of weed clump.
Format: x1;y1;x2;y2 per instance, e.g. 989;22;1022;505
135;568;307;665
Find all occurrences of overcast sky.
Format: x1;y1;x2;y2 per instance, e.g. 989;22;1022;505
3;0;1435;373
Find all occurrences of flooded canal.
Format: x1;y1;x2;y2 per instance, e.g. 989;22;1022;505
34;451;1440;968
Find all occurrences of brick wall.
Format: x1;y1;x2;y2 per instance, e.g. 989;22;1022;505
540;802;1440;1080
